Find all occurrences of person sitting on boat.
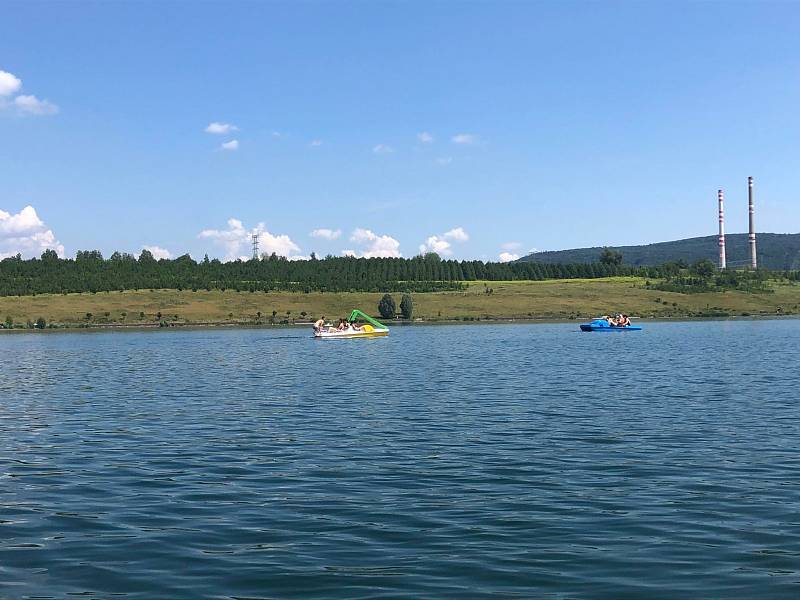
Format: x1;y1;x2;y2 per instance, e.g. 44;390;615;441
337;319;347;331
313;316;326;333
609;314;630;327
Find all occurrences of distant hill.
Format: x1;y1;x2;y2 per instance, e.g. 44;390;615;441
518;233;800;270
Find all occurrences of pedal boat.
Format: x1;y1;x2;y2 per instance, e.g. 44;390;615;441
314;324;389;339
314;309;389;339
580;319;642;332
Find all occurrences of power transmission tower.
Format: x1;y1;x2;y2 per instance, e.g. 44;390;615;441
252;233;259;260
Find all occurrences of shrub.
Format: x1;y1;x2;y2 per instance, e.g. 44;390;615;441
400;294;413;319
378;294;396;319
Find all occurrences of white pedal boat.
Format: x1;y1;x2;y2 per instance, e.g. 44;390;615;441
313;309;390;339
314;324;389;339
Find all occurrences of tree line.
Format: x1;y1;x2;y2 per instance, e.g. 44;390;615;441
651;259;776;294
0;249;796;297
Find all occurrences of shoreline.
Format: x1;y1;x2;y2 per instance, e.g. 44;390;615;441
1;313;797;334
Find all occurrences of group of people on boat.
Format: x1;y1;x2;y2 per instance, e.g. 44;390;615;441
313;316;363;334
601;313;632;327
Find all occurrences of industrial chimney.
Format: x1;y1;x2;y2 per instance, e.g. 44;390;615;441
718;189;726;269
747;177;758;269
748;176;757;269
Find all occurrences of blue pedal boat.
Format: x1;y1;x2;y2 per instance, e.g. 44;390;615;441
580;319;642;332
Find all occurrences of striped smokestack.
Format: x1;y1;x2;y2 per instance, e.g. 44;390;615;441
718;189;726;269
748;176;757;269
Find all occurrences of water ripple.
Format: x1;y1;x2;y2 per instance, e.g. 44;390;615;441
1;321;800;598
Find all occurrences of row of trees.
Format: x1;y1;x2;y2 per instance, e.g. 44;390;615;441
0;249;709;297
0;249;795;297
652;259;774;293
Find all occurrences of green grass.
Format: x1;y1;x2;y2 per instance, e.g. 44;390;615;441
1;278;799;329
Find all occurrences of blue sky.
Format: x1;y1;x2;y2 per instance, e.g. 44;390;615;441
1;1;799;262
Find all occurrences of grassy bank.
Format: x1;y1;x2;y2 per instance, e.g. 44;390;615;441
1;277;799;329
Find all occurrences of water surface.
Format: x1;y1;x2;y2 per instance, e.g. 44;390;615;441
1;321;799;598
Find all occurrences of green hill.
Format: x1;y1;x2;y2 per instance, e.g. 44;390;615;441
519;233;800;270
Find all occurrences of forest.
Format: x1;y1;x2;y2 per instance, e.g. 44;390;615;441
0;249;796;297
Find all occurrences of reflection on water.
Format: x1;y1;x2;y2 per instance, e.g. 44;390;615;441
1;321;799;598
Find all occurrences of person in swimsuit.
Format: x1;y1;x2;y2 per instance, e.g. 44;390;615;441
313;316;326;333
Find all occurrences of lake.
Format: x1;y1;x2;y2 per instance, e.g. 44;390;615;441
1;321;799;599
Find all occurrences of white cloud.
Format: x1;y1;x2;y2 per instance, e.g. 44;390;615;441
310;228;342;240
444;227;469;242
499;252;520;263
343;228;401;258
417;131;434;143
0;206;45;235
139;245;172;260
419;226;469;256
0;71;59;116
272;131;282;137
220;139;239;151
198;218;302;261
435;156;453;166
13;94;59;115
0;205;64;259
372;144;393;154
501;241;523;251
451;133;476;145
310;139;323;147
205;122;239;134
0;70;22;96
419;236;452;256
